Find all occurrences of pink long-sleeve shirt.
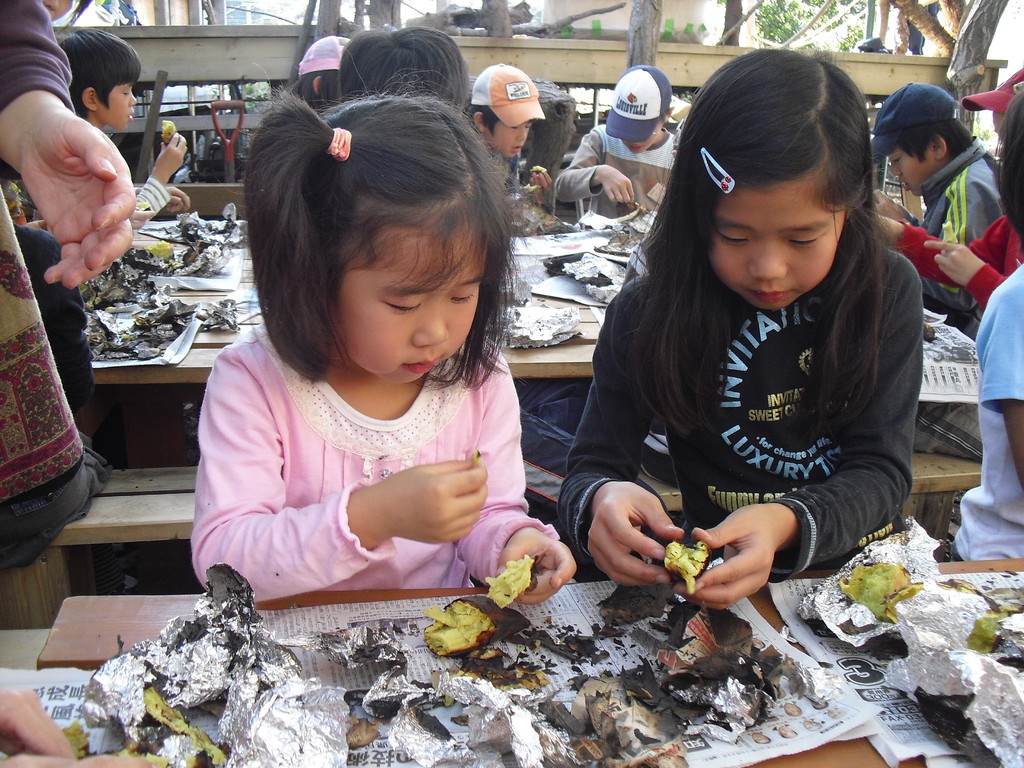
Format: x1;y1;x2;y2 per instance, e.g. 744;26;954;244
192;329;556;600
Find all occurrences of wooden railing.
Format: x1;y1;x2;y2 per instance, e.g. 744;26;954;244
110;25;1007;98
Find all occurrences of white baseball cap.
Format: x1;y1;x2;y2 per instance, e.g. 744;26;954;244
606;65;672;143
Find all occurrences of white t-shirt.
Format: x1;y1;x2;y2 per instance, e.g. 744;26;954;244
955;266;1024;560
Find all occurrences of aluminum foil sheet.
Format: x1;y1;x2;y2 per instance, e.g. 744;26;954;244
227;677;351;768
83;565;304;768
283;624;409;671
437;672;546;768
505;305;580;348
560;253;625;304
797;519;942;645
888;650;1024;767
387;700;495;767
360;667;433;720
83;270;237;362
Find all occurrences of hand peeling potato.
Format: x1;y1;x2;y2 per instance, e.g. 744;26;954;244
664;540;710;594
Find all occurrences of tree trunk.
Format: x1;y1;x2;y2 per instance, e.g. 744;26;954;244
939;0;965;37
317;1;340;39
891;0;954;55
722;0;743;45
480;0;512;37
368;0;400;28
947;0;1010;127
523;79;577;190
627;0;663;68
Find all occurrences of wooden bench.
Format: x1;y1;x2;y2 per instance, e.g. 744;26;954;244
0;468;196;630
642;451;982;543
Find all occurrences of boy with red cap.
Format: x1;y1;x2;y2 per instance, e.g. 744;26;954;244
962;66;1024;137
470;63;550;200
555;65;676;219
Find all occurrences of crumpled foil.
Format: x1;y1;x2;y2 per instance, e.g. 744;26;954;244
83;270;237;362
281;624;408;671
437;672;549;768
82;209;242;362
561;253;625;304
888;650;1024;767
797;519;942;645
227;677;351;768
505;306;580;348
82;564;332;768
360;666;433;720
387;700;496;767
869;578;1024;767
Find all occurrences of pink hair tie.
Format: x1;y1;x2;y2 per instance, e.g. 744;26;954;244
327;127;352;161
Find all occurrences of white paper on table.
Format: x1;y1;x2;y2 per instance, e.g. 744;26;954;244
149;246;245;292
262;583;877;768
91;315;203;368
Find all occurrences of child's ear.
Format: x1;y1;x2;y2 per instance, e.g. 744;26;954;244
472;112;487;134
80;87;101;113
928;136;949;161
312;75;322;97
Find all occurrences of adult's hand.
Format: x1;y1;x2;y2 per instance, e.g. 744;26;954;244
0;91;134;287
0;689;155;767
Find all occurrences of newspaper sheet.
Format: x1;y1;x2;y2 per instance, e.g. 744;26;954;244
770;570;1024;767
919;320;981;404
2;582;880;767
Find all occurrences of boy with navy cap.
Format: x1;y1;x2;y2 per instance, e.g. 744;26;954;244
873;82;1001;338
873;81;1002;464
555;65;675;218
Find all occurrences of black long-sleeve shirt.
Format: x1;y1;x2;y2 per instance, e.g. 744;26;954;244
18;224;94;413
558;249;924;578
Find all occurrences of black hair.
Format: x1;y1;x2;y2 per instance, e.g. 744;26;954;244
338;27;470;108
291;70;343;114
245;91;513;386
635;49;886;437
469;104;501;131
59;28;141;118
1000;93;1024;239
893;118;974;161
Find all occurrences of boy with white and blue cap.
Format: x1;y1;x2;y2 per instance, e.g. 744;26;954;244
555;64;676;219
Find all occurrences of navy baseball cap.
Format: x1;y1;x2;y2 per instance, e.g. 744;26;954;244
606;65;672;144
872;83;957;161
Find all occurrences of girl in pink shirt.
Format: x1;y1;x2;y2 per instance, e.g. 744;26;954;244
191;92;576;601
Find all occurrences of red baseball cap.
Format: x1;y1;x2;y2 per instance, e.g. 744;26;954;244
961;67;1024;114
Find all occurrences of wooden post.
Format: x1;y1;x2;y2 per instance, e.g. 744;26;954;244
134;70;168;184
627;0;663;68
480;0;512;37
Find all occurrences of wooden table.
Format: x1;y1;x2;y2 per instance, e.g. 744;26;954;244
89;238;601;467
35;559;1024;767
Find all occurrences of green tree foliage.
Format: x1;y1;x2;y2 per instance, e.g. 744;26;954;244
730;0;870;51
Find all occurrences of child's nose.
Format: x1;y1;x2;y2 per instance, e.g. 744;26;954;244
748;246;788;280
413;314;448;348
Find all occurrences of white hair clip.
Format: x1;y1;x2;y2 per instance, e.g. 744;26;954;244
700;147;735;194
